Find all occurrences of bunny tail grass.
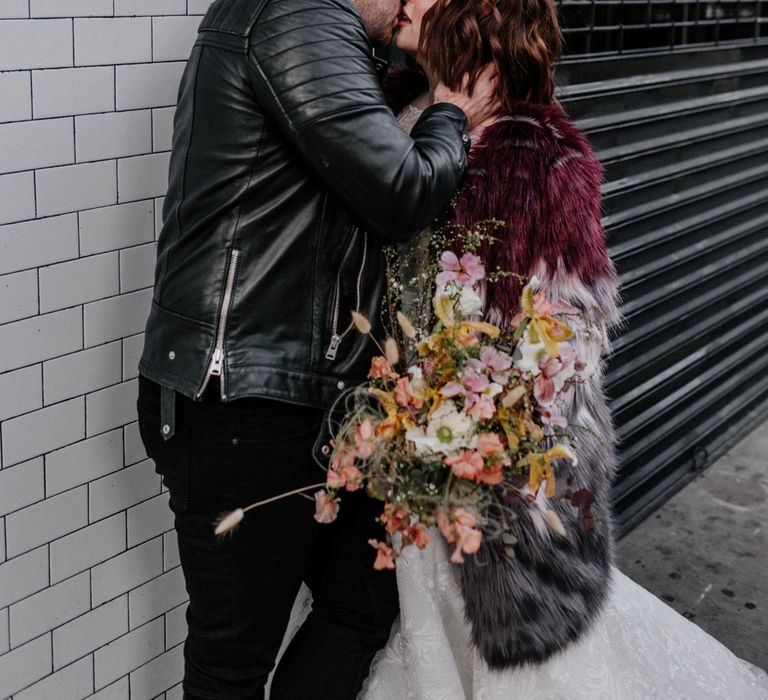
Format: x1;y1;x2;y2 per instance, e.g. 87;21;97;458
214;508;244;537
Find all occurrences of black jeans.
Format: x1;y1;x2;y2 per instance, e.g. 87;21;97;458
136;374;398;700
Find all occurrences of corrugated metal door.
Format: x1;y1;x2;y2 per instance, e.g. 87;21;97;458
555;1;768;535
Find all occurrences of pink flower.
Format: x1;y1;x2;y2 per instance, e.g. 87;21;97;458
354;418;376;458
313;490;340;523
480;346;513;384
540;407;568;428
368;539;396;570
464;372;490;394
466;394;496;421
436;251;486;287
534;374;557;405
540;354;565;377
445;450;485;481
440;381;465;398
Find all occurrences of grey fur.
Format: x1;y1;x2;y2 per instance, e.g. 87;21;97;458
459;269;627;670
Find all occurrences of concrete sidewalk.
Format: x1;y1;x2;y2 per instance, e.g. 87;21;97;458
616;415;768;670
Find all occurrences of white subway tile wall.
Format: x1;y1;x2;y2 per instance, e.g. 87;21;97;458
0;3;208;696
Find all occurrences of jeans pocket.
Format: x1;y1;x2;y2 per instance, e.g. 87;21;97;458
227;397;325;446
137;381;189;513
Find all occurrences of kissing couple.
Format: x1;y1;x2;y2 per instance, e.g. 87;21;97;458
136;0;768;698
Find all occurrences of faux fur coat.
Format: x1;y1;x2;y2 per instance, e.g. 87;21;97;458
383;67;628;671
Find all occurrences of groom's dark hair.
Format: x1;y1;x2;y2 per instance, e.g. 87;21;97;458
418;0;563;107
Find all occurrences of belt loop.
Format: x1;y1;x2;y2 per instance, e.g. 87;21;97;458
160;384;176;441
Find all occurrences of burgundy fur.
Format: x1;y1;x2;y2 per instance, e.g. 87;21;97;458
383;66;617;326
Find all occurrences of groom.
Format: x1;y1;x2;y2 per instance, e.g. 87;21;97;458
136;0;497;697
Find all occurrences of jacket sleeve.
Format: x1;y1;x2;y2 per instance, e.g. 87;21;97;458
246;0;470;243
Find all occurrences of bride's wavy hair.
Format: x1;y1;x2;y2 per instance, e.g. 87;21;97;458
418;0;563;107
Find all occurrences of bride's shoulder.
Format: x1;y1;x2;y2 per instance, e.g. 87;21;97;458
476;100;602;179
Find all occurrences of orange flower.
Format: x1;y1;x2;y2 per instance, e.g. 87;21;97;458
380;503;410;534
474;433;511;485
437;508;455;543
451;524;482;563
437;507;482;563
476;432;505;457
477;462;504;485
454;507;478;529
394;377;423;409
445;449;484;481
339;464;363;491
409;522;432;550
375;415;399;440
354;418;376;458
368;539;396;570
313;490;340;524
369;356;399;381
326;468;345;489
331;445;356;472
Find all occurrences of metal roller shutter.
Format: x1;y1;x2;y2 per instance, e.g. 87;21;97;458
555;0;768;534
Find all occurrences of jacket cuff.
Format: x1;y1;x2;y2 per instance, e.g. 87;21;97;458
418;102;471;167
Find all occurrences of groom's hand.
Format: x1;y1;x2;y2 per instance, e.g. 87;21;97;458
434;65;501;132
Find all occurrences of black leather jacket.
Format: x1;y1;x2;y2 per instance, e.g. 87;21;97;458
138;0;469;421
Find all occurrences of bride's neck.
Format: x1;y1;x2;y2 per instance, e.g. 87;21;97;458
412;74;497;137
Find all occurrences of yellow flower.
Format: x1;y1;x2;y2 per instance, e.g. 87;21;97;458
369;388;416;435
520;284;573;358
434;295;456;327
516;443;577;497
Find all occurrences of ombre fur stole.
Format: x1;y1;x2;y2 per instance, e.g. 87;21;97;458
384;66;628;671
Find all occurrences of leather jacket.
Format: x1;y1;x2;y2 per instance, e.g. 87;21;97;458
138;0;470;433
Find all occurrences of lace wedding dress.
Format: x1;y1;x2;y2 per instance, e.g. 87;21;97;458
266;103;768;699
358;529;768;699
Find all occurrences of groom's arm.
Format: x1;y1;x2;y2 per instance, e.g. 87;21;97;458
247;0;469;243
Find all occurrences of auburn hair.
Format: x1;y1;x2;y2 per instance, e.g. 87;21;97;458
417;0;563;107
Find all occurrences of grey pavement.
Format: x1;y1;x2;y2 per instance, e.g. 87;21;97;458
616;415;768;669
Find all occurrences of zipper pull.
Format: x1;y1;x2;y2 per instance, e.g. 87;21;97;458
208;347;224;376
325;334;342;361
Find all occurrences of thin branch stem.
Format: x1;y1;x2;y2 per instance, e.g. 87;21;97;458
242;482;327;513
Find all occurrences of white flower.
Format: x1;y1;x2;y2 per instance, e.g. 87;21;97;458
514;327;547;377
457;285;483;316
433;282;483;318
408;366;427;401
405;400;474;456
487;382;504;398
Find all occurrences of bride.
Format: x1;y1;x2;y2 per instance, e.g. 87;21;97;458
269;0;768;697
358;0;768;697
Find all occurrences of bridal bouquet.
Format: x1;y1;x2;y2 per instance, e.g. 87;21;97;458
311;241;599;569
213;230;599;570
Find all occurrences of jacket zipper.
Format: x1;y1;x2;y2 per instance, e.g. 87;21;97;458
197;248;241;400
325;227;368;361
